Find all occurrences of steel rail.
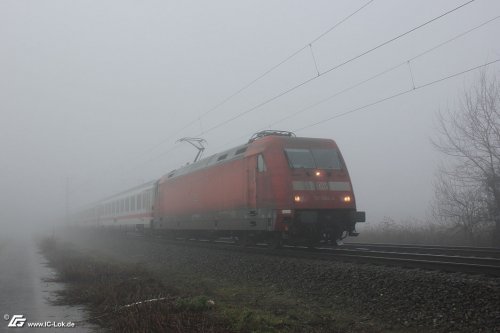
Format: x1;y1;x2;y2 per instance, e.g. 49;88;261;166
290;250;500;277
122;233;500;277
342;242;500;258
318;248;500;266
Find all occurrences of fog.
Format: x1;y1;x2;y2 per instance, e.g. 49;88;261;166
1;0;500;235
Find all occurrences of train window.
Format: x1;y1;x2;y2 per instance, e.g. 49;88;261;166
311;149;343;169
235;147;247;155
257;154;267;172
217;154;227;161
284;149;316;169
121;199;125;213
136;195;141;210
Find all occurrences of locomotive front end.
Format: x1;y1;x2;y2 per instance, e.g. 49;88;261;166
278;139;365;245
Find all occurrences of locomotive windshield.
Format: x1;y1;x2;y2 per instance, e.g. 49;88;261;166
285;148;342;170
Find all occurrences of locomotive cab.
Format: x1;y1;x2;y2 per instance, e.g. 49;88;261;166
250;131;365;245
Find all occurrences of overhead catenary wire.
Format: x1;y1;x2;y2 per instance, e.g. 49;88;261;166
137;0;375;149
208;15;500;152
192;0;477;137
265;15;500;128
198;0;376;120
75;58;500;208
73;0;481;203
293;59;500;132
309;44;321;77
98;0;487;190
139;1;375;151
69;0;374;193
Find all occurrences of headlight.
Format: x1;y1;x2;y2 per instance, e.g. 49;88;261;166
343;195;351;203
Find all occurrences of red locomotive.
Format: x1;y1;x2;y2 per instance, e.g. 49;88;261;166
76;131;365;246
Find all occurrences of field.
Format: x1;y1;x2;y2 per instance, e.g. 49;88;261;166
39;230;500;332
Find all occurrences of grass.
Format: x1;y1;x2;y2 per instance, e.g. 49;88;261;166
146;270;373;333
352;217;496;247
38;236;229;332
40;233;408;332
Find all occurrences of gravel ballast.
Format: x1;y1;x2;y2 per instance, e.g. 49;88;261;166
64;230;500;332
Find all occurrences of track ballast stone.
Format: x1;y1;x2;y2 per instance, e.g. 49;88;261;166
66;231;500;332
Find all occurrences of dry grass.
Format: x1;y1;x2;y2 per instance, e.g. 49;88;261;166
353;217;496;246
38;237;230;332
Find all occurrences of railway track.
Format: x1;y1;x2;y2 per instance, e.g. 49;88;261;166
342;242;500;258
313;246;500;277
125;232;500;277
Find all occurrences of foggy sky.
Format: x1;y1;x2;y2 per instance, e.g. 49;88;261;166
1;0;500;233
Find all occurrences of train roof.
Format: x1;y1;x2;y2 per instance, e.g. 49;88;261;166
160;131;336;182
161;143;249;182
77;131;337;211
77;180;156;211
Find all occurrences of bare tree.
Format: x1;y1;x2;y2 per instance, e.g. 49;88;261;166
432;166;489;244
433;71;500;246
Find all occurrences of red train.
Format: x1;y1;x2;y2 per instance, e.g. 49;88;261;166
76;131;365;246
